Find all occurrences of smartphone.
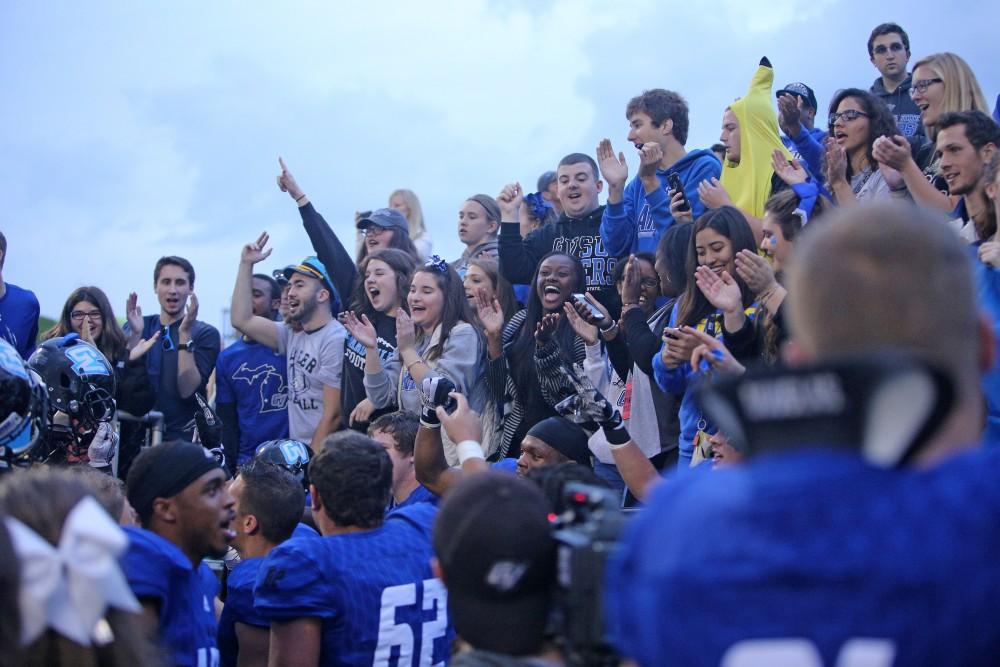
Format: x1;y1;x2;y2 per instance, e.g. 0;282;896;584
667;173;691;213
573;293;605;321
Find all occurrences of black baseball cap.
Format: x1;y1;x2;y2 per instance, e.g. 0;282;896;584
433;472;556;655
776;82;818;110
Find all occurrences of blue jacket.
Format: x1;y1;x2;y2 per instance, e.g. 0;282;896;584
973;248;1000;445
601;149;721;256
781;124;827;185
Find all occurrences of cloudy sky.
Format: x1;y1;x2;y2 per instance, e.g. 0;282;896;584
3;0;997;338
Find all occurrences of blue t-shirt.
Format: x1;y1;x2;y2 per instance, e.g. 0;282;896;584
605;447;1000;666
121;526;220;667
219;557;267;667
139;315;221;441
386;483;438;515
215;338;289;464
0;282;39;359
254;503;451;666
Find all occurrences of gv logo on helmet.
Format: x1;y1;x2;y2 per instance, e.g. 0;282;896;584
65;345;110;376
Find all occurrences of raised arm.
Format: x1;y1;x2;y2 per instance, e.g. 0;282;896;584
231;232;281;350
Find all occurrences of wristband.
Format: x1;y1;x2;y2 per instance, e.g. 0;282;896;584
456;440;485;464
295;194;307;203
406;358;425;373
601;411;631;446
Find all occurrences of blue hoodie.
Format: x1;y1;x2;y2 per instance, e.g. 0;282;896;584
781;124;827;185
600;148;721;256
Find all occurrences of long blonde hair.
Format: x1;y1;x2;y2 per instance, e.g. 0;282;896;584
389;189;427;241
912;52;988;140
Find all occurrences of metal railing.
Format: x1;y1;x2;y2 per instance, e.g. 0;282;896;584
111;410;164;476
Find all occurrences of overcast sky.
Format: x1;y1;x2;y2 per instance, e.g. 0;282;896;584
3;0;997;338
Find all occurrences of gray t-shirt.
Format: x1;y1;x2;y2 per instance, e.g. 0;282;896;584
276;320;346;442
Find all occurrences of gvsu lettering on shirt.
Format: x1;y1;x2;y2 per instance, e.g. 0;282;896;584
552;235;617;287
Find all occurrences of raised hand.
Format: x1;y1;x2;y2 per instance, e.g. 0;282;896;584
694;266;742;314
872;134;912;171
496;182;524;221
276;157;305;201
686;327;745;376
344;311;378;350
534;312;561;346
563;301;598;345
771;149;808;186
734;249;777;296
669;189;694;224
474;289;505;339
596;139;628;190
242;231;273;265
179;294;199;336
697;177;732;210
824;137;848;185
620;256;642;305
776;94;801;138
125;292;144;342
128;330;161;361
637;142;664;180
395;307;417;352
436;392;484;445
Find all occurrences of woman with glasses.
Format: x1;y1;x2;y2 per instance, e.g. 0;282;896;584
824;88;905;204
872;52;989;213
42;286;158;455
346;257;486;463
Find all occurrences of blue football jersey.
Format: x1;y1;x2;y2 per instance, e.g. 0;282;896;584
605;447;1000;667
254;503;451;666
386;483;438;515
121;526;221;667
219;557;267;667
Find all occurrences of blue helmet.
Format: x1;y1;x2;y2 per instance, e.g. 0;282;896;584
254;439;313;490
27;334;116;431
0;338;48;463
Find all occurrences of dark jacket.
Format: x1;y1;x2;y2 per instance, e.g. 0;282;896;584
870;74;925;139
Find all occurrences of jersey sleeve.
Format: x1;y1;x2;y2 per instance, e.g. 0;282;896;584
225;560;269;628
254;540;335;622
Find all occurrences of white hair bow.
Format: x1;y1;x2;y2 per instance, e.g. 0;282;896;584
5;495;141;646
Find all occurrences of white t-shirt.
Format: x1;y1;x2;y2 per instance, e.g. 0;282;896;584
276;320;346;442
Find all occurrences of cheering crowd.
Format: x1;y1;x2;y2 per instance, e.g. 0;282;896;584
2;21;1000;667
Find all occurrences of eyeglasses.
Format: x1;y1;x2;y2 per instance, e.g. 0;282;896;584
872;43;905;55
828;109;871;126
639;278;659;289
161;326;176;352
362;224;388;237
70;310;103;322
910;78;943;96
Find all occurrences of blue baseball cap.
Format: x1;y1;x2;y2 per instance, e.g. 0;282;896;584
283;257;334;294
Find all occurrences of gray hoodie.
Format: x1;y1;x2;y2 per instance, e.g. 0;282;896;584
870;74;925;138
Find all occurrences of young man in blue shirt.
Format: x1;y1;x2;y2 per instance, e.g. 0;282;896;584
598;88;721;256
254;431;449;666
122;441;236;667
137;255;222;441
216;273;289;468
606;203;1000;665
219;459;304;667
0;231;40;359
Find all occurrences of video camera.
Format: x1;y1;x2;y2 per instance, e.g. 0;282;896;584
550;483;632;667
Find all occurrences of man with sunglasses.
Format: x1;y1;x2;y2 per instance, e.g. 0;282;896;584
136;256;221;443
867;22;925;138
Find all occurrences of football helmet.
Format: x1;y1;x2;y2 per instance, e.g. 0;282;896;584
0;338;48;464
254;439;313;490
28;334;116;430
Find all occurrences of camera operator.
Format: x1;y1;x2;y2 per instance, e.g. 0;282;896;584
433;472;562;666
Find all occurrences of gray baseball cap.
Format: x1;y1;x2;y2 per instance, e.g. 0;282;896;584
356;208;409;233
